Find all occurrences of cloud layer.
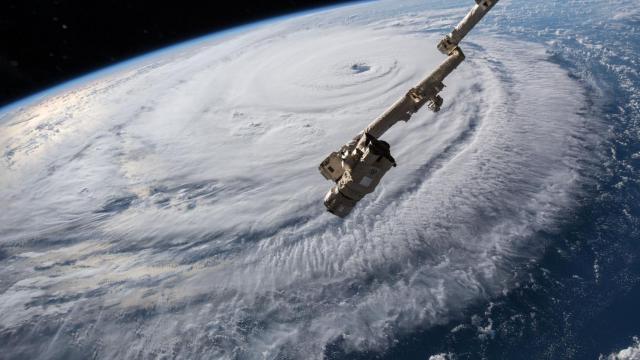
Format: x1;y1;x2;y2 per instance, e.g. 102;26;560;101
0;1;597;358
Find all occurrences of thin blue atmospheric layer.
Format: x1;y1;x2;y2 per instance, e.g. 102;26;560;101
333;1;640;359
0;1;363;115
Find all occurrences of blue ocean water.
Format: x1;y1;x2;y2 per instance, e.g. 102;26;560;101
339;1;640;358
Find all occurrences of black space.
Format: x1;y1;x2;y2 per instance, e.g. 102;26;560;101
0;0;352;107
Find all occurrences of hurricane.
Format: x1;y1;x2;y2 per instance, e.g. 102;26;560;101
1;0;637;359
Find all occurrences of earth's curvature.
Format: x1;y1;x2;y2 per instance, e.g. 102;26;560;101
1;0;639;359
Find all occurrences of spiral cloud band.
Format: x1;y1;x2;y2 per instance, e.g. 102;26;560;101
0;1;597;358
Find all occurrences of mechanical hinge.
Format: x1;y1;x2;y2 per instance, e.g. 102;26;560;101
475;0;497;10
427;95;444;112
425;81;445;112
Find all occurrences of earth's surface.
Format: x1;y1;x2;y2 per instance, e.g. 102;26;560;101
1;0;639;359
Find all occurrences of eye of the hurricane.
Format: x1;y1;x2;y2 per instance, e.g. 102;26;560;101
350;62;371;74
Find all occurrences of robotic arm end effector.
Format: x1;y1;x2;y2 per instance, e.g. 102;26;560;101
320;134;396;217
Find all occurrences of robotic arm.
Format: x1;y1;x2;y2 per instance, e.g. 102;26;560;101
319;0;499;217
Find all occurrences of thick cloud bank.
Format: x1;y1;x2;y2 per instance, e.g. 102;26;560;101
601;338;640;360
0;1;597;359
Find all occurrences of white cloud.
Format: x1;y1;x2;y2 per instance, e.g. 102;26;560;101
601;337;640;360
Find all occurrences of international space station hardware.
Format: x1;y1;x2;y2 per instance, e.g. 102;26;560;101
319;0;499;217
438;0;499;55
